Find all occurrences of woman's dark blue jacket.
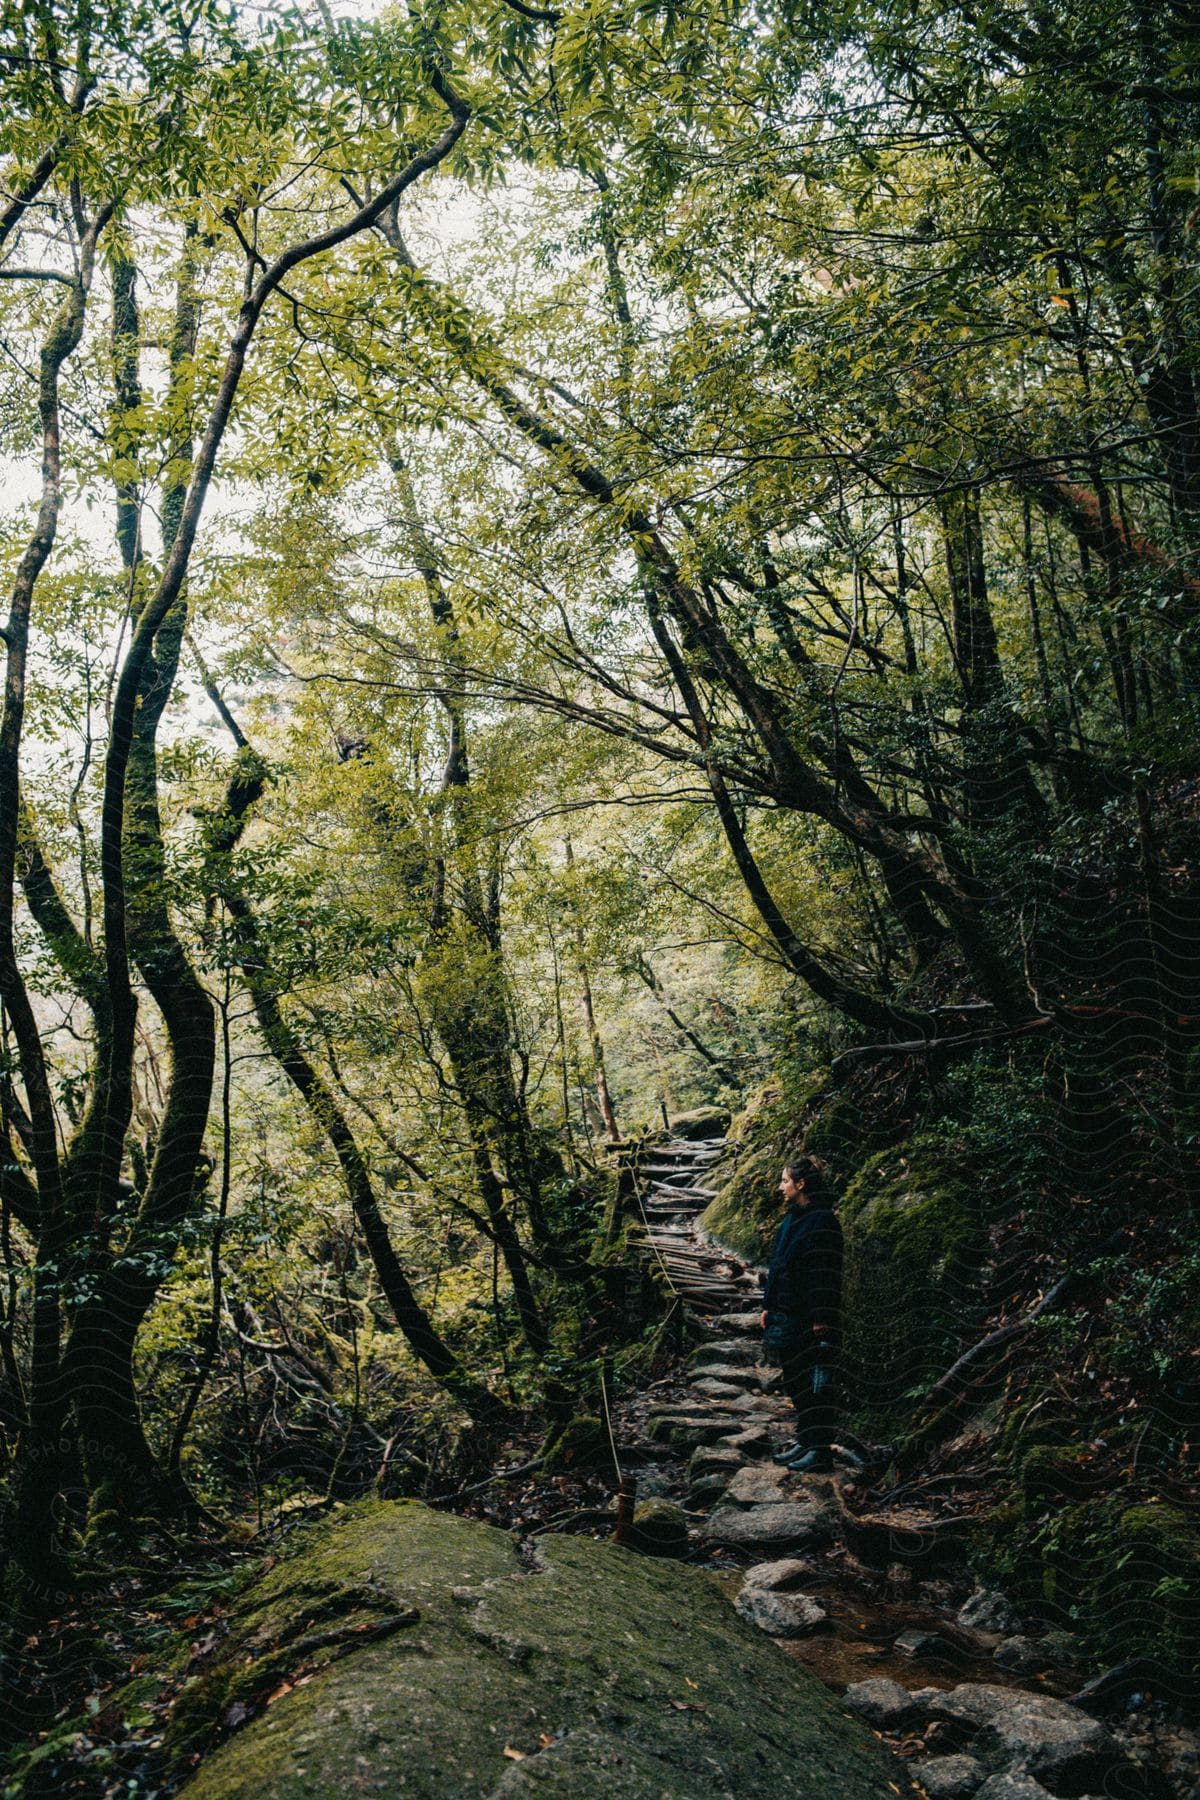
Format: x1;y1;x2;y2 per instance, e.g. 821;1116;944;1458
761;1202;843;1328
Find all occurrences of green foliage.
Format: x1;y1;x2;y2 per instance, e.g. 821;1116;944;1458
2;0;1199;1729
1092;1235;1200;1386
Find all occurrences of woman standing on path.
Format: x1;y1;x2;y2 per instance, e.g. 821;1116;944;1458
760;1158;843;1474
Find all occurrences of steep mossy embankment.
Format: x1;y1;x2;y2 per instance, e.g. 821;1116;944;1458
33;1501;909;1799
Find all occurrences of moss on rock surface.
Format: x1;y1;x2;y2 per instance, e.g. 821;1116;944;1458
699;1071;830;1261
174;1501;906;1799
540;1414;609;1472
628;1498;689;1558
840;1137;985;1427
667;1107;732;1141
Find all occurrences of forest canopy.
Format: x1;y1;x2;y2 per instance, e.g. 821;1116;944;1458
0;0;1198;1617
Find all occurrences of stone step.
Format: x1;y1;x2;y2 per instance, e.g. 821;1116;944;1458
710;1310;766;1335
688;1339;760;1371
690;1377;747;1401
649;1400;784;1436
701;1498;836;1553
688;1444;748;1479
672;1297;756;1312
688;1471;735;1508
645;1159;723;1174
721;1464;791;1506
687;1363;770;1392
653;1151;726;1164
657;1258;739;1278
648;1179;719;1194
645;1413;749;1450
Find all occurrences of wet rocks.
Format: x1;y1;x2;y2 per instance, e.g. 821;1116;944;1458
992;1636;1053;1675
845;1680;1168;1800
911;1753;985;1799
895;1627;954;1661
736;1583;828;1637
927;1683;1127;1793
957;1589;1022;1636
1037;1629;1083;1666
737;1554;815;1589
844;1679;928;1732
733;1558;828;1635
972;1777;1058;1800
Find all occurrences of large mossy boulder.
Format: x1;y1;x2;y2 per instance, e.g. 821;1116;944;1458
166;1501;905;1799
667;1106;732;1141
840;1137;986;1428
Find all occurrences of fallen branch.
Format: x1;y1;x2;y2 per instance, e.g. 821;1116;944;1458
921;1225;1128;1412
898;1231;1134;1466
830;1014;1053;1073
427;1457;545;1507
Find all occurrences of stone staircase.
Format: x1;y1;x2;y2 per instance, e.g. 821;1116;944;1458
631;1132;759;1313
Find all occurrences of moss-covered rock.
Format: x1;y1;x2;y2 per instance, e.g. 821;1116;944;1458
628;1499;689;1558
159;1502;907;1798
1018;1443;1099;1506
994;1391;1082;1464
667;1107;732;1141
1103;1503;1200;1684
839;1136;986;1429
